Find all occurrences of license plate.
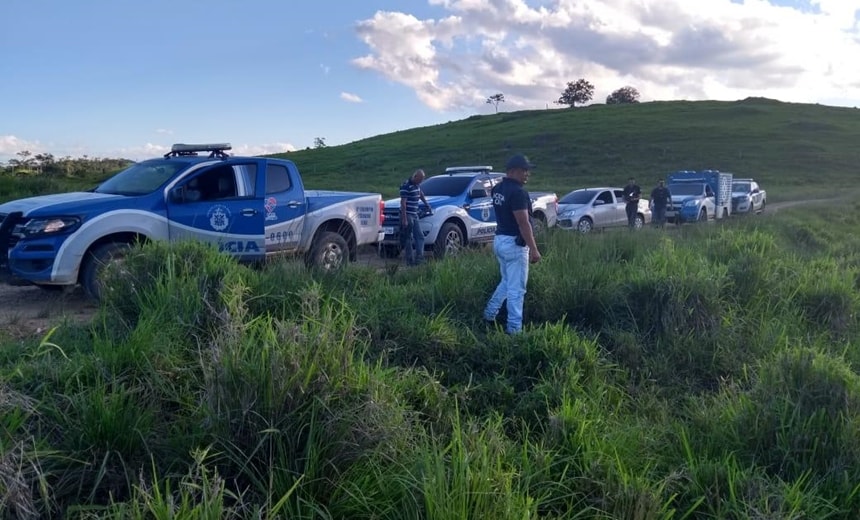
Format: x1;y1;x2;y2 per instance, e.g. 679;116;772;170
382;226;395;235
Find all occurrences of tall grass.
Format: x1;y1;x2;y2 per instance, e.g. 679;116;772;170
3;203;860;516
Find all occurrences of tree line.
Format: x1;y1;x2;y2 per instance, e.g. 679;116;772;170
0;150;132;178
485;80;640;111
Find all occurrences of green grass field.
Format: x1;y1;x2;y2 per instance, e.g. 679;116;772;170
2;99;860;518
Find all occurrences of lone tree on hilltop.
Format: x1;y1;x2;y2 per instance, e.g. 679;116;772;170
606;86;640;104
313;137;327;149
486;93;505;113
556;79;595;108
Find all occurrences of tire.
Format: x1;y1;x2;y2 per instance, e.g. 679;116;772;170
307;232;349;271
748;201;755;215
532;213;548;235
81;242;131;301
759;200;765;213
577;217;593;234
633;214;644;229
434;222;464;259
379;244;401;259
697;208;707;222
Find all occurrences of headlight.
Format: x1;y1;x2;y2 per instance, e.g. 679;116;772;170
14;216;81;237
683;199;699;207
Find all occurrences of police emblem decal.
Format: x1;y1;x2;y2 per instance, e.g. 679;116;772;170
208;204;232;231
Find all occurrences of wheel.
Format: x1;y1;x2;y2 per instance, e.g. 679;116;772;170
748;200;755;214
532;213;548;235
577;217;593;234
307;232;349;271
434;222;464;259
379;244;401;259
697;208;707;222
633;214;644;229
759;200;765;213
81;242;131;301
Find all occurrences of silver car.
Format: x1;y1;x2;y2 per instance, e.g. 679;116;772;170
557;187;652;233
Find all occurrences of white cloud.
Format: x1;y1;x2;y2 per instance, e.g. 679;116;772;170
155;128;174;135
353;0;860;111
321;64;331;75
0;135;44;156
229;143;296;157
340;92;364;103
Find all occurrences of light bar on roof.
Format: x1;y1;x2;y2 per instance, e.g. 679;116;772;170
445;165;493;173
171;143;232;153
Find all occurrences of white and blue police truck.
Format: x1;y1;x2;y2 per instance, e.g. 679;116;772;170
380;166;558;259
0;143;384;299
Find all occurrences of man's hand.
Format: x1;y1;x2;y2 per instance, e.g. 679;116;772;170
529;248;541;264
400;217;407;228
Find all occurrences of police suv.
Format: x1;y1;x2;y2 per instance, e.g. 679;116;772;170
380;166;558;259
0;143;384;299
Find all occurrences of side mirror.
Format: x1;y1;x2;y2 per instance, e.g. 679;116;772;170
593;200;605;206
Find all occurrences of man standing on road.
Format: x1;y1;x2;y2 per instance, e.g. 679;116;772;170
650;179;671;228
483;154;541;335
622;177;642;229
400;169;431;266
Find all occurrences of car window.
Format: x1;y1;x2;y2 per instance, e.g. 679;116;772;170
613;189;625;201
597;191;613;204
266;164;291;194
559;190;596;204
421;175;473;197
669;183;704;196
181;165;243;202
95;160;185;195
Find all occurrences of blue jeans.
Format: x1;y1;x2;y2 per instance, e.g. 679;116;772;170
484;235;529;334
400;214;425;265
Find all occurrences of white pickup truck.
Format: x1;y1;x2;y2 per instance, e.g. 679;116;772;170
0;143;384;298
380;166;558;258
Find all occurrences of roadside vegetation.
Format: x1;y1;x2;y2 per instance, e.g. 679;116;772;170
2;98;860;517
1;200;860;517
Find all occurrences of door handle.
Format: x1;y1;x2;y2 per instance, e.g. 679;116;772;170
287;200;303;208
242;209;258;216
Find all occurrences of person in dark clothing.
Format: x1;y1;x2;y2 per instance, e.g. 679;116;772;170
622;177;642;229
483;154;541;334
650;179;671;228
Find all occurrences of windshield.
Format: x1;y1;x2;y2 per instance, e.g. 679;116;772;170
732;182;751;193
420;175;474;197
669;183;704;196
95;160;187;195
559;190;597;205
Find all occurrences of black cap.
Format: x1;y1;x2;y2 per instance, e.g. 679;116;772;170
505;154;535;170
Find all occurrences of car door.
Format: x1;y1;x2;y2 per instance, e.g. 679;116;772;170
609;189;627;227
750;181;761;209
165;160;265;262
465;176;496;239
262;161;306;254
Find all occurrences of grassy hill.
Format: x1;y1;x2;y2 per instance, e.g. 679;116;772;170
272;97;860;200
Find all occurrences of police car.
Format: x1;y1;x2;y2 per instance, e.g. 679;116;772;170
380;166;558;259
0;143;384;299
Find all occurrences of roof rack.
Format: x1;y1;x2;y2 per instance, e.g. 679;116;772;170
165;143;232;159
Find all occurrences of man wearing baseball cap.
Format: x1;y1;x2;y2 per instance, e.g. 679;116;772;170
483;153;541;334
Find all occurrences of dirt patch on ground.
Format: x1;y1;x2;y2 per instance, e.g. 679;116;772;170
0;284;98;340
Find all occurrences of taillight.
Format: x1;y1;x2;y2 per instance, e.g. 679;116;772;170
379;200;385;226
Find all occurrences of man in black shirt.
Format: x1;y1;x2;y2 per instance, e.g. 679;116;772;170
622;177;642;229
483;153;541;334
649;179;671;228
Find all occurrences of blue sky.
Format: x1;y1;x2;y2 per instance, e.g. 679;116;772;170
2;0;859;162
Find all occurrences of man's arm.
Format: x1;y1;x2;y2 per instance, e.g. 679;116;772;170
514;209;541;263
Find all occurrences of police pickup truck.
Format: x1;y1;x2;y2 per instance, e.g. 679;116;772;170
0;143;384;299
380;166;558;259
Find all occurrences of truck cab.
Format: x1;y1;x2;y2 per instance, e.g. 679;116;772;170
0;143;384;299
666;170;733;223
